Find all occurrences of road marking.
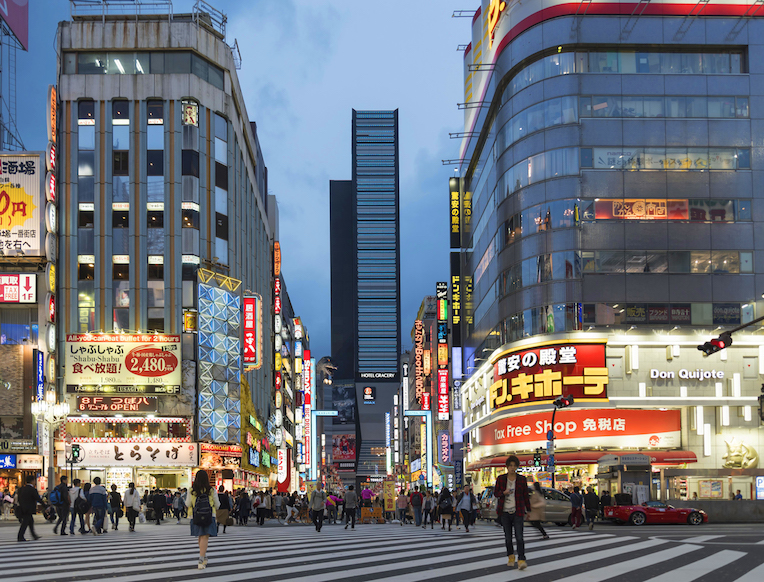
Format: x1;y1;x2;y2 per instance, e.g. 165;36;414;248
678;535;724;543
733;561;764;581
551;544;703;582
642;549;746;582
755;539;764;545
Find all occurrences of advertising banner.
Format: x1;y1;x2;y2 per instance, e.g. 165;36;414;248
491;342;607;411
0;153;42;255
242;295;262;367
438;430;451;464
76;396;157;413
60;442;198;467
0;274;36;303
478;409;681;452
383;479;395;513
332;383;355;425
65;334;181;387
199;443;241;469
332;434;356;461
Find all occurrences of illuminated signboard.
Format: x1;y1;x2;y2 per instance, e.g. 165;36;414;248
437;369;449;421
35;350;44;402
422;389;431;411
243;295;262;367
303;349;311;477
414;320;424;404
363;386;376;405
0;274;36;303
77;396;157;413
490;342;608;411
438;430;450;464
450;252;461;347
385;412;391;448
273;242;281;276
0;153;44;256
449;177;460;248
438;300;448;322
438;344;448;367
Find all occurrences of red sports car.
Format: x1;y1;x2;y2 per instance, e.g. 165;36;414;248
604;500;708;525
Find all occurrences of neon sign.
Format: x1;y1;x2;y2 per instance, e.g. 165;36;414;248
487;0;507;49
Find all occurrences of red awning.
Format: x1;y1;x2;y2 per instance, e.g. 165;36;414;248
465;450;697;471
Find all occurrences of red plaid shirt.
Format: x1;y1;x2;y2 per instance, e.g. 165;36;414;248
493;472;531;517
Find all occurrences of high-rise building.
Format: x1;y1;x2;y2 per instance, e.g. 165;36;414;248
55;4;272;490
330;109;400;485
454;1;764;501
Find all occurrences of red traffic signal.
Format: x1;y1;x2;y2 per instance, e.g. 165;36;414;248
554;395;575;409
698;333;733;356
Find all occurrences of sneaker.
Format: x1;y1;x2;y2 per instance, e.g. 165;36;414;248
345;524;348;529
53;526;58;534
588;523;594;530
198;559;206;570
518;560;527;570
203;557;208;567
508;555;515;567
542;535;550;540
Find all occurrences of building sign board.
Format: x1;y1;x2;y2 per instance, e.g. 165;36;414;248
76;396;157;413
0;274;36;303
59;442;198;467
0;153;42;256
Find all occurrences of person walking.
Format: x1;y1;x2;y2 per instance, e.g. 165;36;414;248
239;490;252;526
422;491;435;528
344;485;357;529
526;482;550;540
81;482;93;534
68;479;86;534
108;484;122;531
172;491;186;524
361;485;373;508
89;477;109;535
1;488;11;521
396;491;409;525
216;486;231;534
285;491;299;524
599;490;612;519
261;490;272;525
456;485;477;533
494;455;531;570
438;487;454;531
274;490;282;521
310;483;327;532
152;489;166;526
584;486;598;530
189;469;219;570
17;476;43;542
569;486;583;530
51;476;70;536
410;486;424;526
124;483;141;532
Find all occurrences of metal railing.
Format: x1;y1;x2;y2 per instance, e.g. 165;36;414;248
70;0;174;22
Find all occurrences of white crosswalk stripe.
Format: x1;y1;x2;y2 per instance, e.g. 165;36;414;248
0;522;763;581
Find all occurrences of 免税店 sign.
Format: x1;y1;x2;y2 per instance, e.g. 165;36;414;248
478;409;681;451
490;342;608;411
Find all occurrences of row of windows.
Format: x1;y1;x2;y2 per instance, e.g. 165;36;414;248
580;95;749;119
64;51;224;91
581;147;750;170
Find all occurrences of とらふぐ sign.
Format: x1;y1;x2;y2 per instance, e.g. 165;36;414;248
490;342;608;411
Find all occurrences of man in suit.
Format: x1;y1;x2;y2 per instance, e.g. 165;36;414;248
493;455;531;570
17;476;43;542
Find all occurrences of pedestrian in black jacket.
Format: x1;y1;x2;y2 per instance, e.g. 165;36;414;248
17;476;43;542
52;476;70;535
584;486;599;530
152;490;166;525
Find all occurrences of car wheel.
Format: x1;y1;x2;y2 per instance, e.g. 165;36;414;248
567;514;573;526
629;512;646;526
687;512;703;526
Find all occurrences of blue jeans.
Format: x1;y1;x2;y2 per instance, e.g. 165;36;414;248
93;507;106;532
501;512;526;560
69;507;84;533
413;506;422;526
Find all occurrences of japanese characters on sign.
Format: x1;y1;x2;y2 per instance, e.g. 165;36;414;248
243;295;261;367
478;409;681;450
66;384;180;395
76;396;157;413
0;153;42;256
490;342;608;411
58;442;198;467
438;430;451;464
414;320;425;404
437;369;449;421
65;334;181;388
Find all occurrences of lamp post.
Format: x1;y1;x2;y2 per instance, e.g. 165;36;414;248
31;390;70;493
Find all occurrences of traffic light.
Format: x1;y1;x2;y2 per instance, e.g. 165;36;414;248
554;395;575;409
71;444;81;462
698;333;732;356
533;448;542;468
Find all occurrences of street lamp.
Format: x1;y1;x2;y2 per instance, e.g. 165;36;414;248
31;390;70;493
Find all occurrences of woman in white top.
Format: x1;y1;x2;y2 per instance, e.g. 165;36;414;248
123;483;142;533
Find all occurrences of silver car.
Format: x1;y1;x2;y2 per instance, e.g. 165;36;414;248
478;486;572;525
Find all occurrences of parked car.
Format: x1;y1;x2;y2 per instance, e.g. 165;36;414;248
477;485;572;525
604;500;708;525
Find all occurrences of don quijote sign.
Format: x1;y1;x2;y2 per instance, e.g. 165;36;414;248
490;342;608;411
65;334;181;387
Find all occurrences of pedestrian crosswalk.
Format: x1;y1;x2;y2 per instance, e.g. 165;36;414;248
0;521;762;581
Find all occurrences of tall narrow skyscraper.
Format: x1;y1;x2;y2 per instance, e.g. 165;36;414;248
330;109;400;486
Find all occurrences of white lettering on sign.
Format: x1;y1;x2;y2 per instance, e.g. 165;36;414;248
650;369;724;380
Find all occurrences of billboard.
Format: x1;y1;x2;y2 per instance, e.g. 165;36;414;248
0;0;28;51
0;153;42;256
332;383;355;425
65;334;181;388
332;434;356;461
76;396;157;414
60;442;198;468
242;295;262;367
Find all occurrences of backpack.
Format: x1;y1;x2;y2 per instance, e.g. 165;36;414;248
49;488;63;506
75;495;91;515
193;493;213;527
439;498;452;511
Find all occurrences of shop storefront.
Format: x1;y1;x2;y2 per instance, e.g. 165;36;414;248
0;449;43;494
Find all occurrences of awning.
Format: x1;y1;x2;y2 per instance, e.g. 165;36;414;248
465;450;697;471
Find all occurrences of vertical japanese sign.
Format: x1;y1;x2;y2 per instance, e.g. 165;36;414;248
242;295;261;367
436;282;449;421
303;349;311;478
414;320;424;405
438;430;451;464
449;177;460;248
35;349;44;402
450;252;461;347
0;153;42;256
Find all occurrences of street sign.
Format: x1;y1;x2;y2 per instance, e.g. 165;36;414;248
547;454;555;465
546;440;554;454
546;430;554;440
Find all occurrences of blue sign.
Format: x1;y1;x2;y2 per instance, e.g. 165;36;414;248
248;448;259;467
0;454;16;469
454;459;463;488
756;476;764;500
314;410;339;417
546;430;554;440
35;350;44;402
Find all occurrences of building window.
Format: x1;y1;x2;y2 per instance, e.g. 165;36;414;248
147;263;165;309
147;150;163;176
147;211;164;254
113;263;130;308
78;261;95;333
182;150;199;177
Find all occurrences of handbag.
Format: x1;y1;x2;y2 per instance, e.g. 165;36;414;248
118;509;124;518
226;517;234;526
138;511;146;524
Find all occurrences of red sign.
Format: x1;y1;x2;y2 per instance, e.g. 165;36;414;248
243;296;259;365
491;342;607;411
437;369;449;421
422;389;431;411
478;409;681;450
274;296;281;315
0;274;35;303
76;396;156;413
48;293;55;323
274;278;281;295
125;345;179;377
275;371;282;391
594;199;688;220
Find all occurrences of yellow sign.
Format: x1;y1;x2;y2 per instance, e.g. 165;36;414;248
383;480;395;512
487;0;507;49
183;311;197;332
274;242;281;276
0;184;37;230
48;85;57;144
275;352;282;371
47;263;56;293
